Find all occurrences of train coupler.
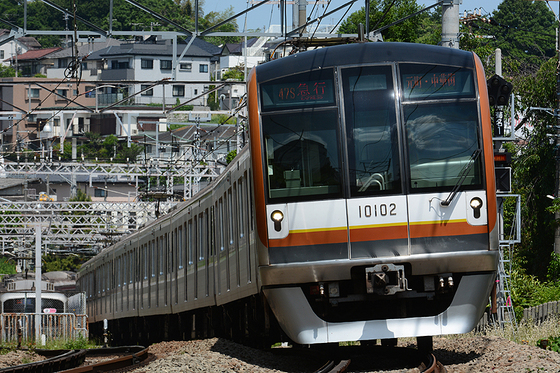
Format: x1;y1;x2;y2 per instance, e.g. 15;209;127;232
365;264;410;295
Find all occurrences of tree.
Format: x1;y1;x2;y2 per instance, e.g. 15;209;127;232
507;58;557;280
466;0;556;72
338;0;423;43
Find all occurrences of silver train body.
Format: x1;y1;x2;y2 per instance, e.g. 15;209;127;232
78;42;498;345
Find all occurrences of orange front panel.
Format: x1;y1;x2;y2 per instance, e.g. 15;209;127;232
247;69;268;246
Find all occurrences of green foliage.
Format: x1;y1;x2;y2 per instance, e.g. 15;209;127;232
42;333;97;350
0;259;16;276
210;114;235;125
63;334;90;349
43;254;86;272
222;66;244;81
5;0;237;47
69;189;91;202
226;150;237;164
537;336;560;352
489;0;556;69
339;0;423;42
510;268;560;320
507;58;557;280
77;133;143;162
0;65;16;78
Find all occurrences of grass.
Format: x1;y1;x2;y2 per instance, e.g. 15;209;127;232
448;315;560;348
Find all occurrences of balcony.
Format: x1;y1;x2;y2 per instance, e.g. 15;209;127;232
99;68;135;81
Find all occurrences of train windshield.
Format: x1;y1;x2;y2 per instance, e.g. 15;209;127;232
260;69;342;201
341;65;402;196
400;64;482;190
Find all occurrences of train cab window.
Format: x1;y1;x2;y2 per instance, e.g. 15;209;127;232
400;63;482;190
260;69;342;202
342;65;401;196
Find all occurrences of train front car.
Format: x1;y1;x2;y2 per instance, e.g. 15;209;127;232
248;42;498;345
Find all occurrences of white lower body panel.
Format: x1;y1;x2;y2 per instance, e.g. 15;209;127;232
263;272;494;344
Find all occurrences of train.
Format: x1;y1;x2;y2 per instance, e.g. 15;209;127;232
0;275;68;314
77;42;498;350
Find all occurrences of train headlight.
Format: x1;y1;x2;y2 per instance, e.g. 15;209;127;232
470;197;483;219
271;210;284;232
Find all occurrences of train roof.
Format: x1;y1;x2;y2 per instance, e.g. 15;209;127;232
254;42;476;83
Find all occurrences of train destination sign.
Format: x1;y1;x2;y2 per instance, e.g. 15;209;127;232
261;76;335;111
401;66;474;100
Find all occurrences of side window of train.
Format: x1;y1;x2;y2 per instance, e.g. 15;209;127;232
151;240;156;278
249;170;254;232
199;212;205;261
238;177;244;239
143;244;148;280
189;219;194;265
219;197;225;251
228;188;234;245
210;206;215;257
159;236;164;275
341;65;402;197
178;226;184;270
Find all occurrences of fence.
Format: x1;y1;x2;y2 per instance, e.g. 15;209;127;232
522;301;560;324
1;313;88;344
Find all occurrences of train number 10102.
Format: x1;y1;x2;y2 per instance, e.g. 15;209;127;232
358;203;397;218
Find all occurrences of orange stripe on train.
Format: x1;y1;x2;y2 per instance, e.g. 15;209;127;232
268;227;347;247
350;223;408;242
409;219;488;238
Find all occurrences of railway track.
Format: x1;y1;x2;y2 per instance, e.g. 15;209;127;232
308;345;447;373
0;346;152;373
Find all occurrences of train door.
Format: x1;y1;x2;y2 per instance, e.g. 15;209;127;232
340;65;409;259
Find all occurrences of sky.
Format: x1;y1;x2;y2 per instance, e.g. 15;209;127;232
202;0;509;33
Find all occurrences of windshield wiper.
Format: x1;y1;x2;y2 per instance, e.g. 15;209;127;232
441;149;481;207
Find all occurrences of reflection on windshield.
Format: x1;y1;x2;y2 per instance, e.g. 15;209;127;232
263;109;342;200
404;102;482;189
342;65;401;197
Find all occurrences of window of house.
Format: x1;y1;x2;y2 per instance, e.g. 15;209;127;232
27;88;40;99
141;84;153;96
180;63;192;72
173;85;185;97
199;64;208;73
111;60;129;69
194;89;198;95
94;189;106;197
56;89;68;98
141;59;154;69
85;86;96;98
161;60;172;70
58;58;68;69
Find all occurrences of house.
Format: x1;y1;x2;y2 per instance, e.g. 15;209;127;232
47;38;122;80
218;37;268;79
0;30;41;67
6;47;62;77
84;36;221;107
0;77;97;153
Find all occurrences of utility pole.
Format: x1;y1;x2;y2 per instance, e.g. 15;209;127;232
555;0;560;254
441;0;461;48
